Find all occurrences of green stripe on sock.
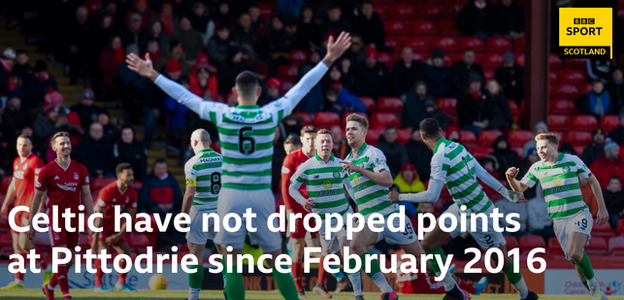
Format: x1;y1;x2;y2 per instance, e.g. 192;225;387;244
577;253;595;280
272;269;299;300
225;271;244;299
502;260;523;284
188;265;204;289
426;247;446;275
359;252;381;278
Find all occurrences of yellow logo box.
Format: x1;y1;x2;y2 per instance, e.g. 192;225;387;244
559;7;612;59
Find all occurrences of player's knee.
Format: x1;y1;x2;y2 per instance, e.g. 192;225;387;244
350;240;366;254
502;254;512;268
568;249;583;263
420;239;433;252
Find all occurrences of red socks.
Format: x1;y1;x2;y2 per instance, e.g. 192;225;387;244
57;265;70;296
317;255;328;286
95;259;103;288
35;248;48;270
117;259;127;285
292;261;303;291
15;253;26;281
457;277;476;294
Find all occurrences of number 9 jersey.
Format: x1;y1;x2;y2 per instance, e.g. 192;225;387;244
185;148;223;212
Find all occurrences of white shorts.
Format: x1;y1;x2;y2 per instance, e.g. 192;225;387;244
186;205;216;245
375;214;418;245
319;208;353;254
553;208;593;260
213;188;282;253
442;204;506;250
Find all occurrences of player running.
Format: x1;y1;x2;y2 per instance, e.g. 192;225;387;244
28;131;94;300
506;133;609;300
126;32;351;300
289;129;365;300
91;163;138;293
339;114;427;300
0;135;51;289
388;118;537;300
183;129;223;300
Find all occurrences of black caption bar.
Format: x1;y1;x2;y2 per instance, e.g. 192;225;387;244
559;46;610;59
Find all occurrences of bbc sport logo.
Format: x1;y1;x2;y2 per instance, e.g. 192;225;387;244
559;7;613;59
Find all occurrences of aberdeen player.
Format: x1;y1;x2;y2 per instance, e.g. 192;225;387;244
0;135;51;289
28;131;94;300
91;163;138;293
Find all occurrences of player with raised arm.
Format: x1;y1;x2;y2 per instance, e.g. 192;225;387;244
0;135;51;290
506;133;609;300
91;163;138;293
28;131;94;300
126;32;351;300
388;118;537;300
183;129;223;300
289;129;365;300
339;114;427;300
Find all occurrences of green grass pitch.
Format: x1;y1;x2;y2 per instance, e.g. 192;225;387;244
4;289;624;300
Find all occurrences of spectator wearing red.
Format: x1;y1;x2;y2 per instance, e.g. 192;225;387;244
590;139;624;189
165;59;182;81
581;129;606;167
140;158;181;215
0;48;15;99
171;16;203;61
159;1;175;36
43;89;84;147
457;74;489;135
144;39;162;63
450;48;485;97
125;0;156;30
456;0;499;40
190;62;218;100
259;78;281;106
155;41;191;76
100;35;125;86
351;0;385;49
34;60;58;95
352;47;389;99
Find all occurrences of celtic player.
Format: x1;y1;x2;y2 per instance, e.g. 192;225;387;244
126;32;351;300
183;129;222;300
288;129;364;300
506;133;609;300
388;118;537;300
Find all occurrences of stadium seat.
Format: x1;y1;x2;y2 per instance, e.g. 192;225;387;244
295;112;312;126
412;52;427;62
516;53;525;67
431;37;458;52
602;115;620;132
513;36;525;53
365;128;385;146
563;58;588;70
280;81;294;95
435;98;457;115
437;20;461;36
478;130;503;147
564;131;592;146
508;100;521;115
417;4;444;20
390;4;416;20
376;51;394;67
550;84;580;99
558;69;587;84
404;37;430;52
519;235;546;254
385;36;404;51
508;130;533;147
84;1;104;17
0;176;11;194
90;177;116;194
374;5;389;20
469;147;494;159
343;112;368;128
258;3;274;19
384;20;411;35
411;21;437;35
618;218;624;236
592;222;616;236
579;83;593;95
549;53;563;70
483;68;494;81
486;37;512;52
446;3;464;19
371;113;401;129
377;97;403;113
459;36;486;52
398;128;412;144
572;115;599;131
313;112;341;129
548;115;572;131
289;50;308;66
609;236;624;255
0;215;9;232
482;53;503;68
549;99;576;115
505;235;519;251
512;147;523;158
548;236;565;255
277;65;298;81
585;237;608;255
459;130;478;148
549;70;559;83
359;97;376;112
0;232;13;254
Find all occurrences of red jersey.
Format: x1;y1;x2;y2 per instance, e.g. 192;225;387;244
13;153;44;207
281;148;312;211
36;159;89;214
95;181;138;222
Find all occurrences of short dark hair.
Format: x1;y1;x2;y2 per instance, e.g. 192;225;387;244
16;49;28;56
116;163;133;175
610;176;621;182
17;134;31;143
385;125;397;131
301;126;318;136
463;48;475;54
419;118;441;139
235;71;259;99
217;24;230;32
154;158;167;166
284;135;301;147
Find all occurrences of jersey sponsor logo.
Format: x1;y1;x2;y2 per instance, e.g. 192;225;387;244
553;176;563;186
317;189;342;197
549;185;570;193
353;175;360;185
57;182;77;192
198;157;221;163
323;180;332;189
353;182;368;192
14;170;24;179
54;175;60;180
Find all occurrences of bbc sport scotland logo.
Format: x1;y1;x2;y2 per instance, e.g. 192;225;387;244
604;281;622;296
559;7;613;59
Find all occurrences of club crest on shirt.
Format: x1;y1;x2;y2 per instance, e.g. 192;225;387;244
561;166;571;173
332;171;341;179
73;172;79;180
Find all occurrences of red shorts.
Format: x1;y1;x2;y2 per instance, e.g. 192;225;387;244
89;224;127;246
11;210;29;234
287;201;318;239
48;215;79;248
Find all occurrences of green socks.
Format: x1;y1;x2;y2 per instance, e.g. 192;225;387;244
576;253;595;281
188;265;204;289
502;260;523;284
426;247;446;275
350;252;382;278
225;270;245;299
273;269;299;300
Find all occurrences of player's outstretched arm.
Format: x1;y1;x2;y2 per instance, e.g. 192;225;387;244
474;160;525;203
390;178;444;203
587;174;609;225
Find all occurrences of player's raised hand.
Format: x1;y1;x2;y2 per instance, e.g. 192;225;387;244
340;161;363;174
505;167;519;180
511;191;527;203
126;53;158;80
303;199;315;212
324;32;352;63
388;190;400;203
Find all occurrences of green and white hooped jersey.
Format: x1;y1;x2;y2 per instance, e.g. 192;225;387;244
290;153;350;218
344;143;399;218
520;153;590;219
185;148;222;211
431;137;493;214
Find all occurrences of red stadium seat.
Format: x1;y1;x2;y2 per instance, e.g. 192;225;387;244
342;112;368;127
609;236;624;255
437;20;461;36
0;232;13;254
572;115;599;131
459;130;478;148
289;50;308;66
417;4;444;20
404;37;430;52
478;130;503;147
550;84;580;99
508;130;533;147
295;112;312;126
482;53;503;68
365;128;385;146
592;222;615;236
446;3;464;19
436;98;457;115
431;37;458;52
483;68;494;80
313;112;341;129
0;215;9;232
459;36;486;52
385;36;404;51
508;100;521;115
549;99;576;115
618;218;624;236
0;176;11;194
258;3;274;19
412;52;427;63
277;65;298;81
280;81;294;94
549;54;563;70
505;235;519;251
579;83;593;96
376;51;394;67
370;113;401;129
359;97;376;112
516;53;525;67
558;69;587;84
548;236;564;255
84;1;104;17
486;37;512;52
374;5;389;20
384;20;411;35
390;4;416;20
377;97;403;113
565;131;592;146
548;115;572;131
585;237;608;255
549;70;559;83
602;115;620;132
469;147;493;159
90;177;116;194
412;21;438;35
513;36;525;53
398;129;412;144
564;58;588;70
519;235;546;254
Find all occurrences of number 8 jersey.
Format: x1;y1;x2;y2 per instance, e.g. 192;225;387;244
185;148;223;211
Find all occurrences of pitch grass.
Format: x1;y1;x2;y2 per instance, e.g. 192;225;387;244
3;289;624;300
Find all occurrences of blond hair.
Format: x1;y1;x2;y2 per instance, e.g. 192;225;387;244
345;114;369;131
535;133;559;145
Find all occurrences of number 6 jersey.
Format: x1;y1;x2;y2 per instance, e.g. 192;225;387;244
185;148;223;211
